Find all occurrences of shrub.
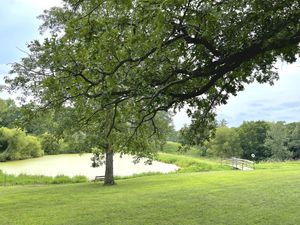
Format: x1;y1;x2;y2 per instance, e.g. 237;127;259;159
53;175;73;184
72;175;88;183
0;127;43;161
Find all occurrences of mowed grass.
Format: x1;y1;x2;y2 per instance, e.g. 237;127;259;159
255;160;300;170
1;163;299;225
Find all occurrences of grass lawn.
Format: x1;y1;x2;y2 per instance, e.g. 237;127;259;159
255;160;300;170
156;152;230;172
1;162;299;225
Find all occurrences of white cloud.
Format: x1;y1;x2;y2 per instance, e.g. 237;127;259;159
217;60;300;126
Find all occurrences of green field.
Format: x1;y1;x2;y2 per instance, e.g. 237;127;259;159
1;160;299;225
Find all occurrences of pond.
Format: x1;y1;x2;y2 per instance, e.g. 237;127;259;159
0;154;178;179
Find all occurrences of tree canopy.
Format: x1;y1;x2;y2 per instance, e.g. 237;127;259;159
265;122;293;160
238;121;271;161
8;0;300;129
0;99;20;128
206;126;242;158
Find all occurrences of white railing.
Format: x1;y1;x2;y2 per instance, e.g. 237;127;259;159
229;157;254;170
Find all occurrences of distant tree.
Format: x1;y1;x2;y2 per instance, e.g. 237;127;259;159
180;110;217;146
21;110;59;135
288;123;300;159
0;99;20;128
265;122;292;161
217;119;228;128
238;121;270;161
155;112;175;146
40;132;60;155
206;127;242;158
167;128;181;143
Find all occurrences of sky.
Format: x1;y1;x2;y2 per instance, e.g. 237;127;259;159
0;1;299;130
173;61;300;129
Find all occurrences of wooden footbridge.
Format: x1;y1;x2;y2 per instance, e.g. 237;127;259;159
224;157;255;171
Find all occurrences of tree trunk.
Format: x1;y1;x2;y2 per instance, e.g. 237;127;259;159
104;145;115;185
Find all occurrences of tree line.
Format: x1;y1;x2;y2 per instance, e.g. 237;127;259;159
0;98;97;161
0;98;173;162
176;120;300;161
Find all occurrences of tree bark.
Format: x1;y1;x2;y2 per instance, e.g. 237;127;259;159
104;144;115;185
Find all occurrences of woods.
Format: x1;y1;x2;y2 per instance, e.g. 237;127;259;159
178;120;300;161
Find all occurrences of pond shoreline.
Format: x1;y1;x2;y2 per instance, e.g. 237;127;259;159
0;153;179;180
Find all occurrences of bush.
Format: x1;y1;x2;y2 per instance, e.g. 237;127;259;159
72;175;89;183
53;175;73;184
0;127;43;161
40;133;60;155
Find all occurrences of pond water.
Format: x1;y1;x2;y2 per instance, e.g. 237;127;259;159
0;154;178;179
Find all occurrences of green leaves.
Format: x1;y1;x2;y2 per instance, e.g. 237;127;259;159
0;127;43;161
6;0;300;156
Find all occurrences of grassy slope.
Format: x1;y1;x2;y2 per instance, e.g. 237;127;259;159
162;141;201;156
156;153;230;172
1;163;299;225
158;141;230;172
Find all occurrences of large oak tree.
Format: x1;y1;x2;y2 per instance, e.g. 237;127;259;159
6;0;300;183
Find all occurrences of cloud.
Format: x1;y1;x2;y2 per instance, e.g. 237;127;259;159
248;102;264;107
0;0;61;100
279;101;300;109
216;60;300;126
174;60;300;129
0;0;62;64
